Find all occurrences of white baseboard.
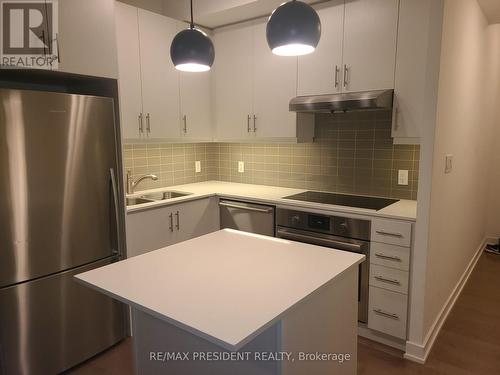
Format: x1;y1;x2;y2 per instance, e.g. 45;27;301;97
404;237;487;363
358;325;406;351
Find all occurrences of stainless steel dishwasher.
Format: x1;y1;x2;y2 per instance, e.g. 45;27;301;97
219;200;275;236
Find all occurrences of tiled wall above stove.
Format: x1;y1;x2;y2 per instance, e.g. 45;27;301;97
123;110;419;200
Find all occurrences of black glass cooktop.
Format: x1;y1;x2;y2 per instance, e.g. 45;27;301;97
283;191;399;211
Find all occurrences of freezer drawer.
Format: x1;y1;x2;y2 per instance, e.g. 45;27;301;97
219;200;275;237
0;257;126;375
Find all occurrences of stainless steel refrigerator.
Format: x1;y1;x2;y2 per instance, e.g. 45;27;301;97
0;89;127;374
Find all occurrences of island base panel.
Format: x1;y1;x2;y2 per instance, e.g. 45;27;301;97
132;308;280;375
131;267;358;375
281;268;358;375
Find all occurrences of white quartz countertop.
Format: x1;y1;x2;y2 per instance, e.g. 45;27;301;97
127;180;417;221
75;229;365;351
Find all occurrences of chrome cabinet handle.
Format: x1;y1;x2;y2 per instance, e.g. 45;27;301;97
343;64;349;88
146;113;151;133
334;65;340;88
253;115;257;132
373;309;400;320
247;115;251;133
182;115;187;134
169;213;174;232
41;30;47;55
374;275;401;285
374;253;402;262
375;230;404;238
55;33;61;63
138;113;144;133
175;211;180;230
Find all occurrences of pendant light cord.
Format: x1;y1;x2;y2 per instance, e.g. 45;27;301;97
190;0;194;29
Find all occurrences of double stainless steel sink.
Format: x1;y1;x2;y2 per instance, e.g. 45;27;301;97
126;191;191;206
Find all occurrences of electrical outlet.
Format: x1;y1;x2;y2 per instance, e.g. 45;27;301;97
238;161;244;173
445;154;453;174
195;161;201;173
398;170;409;185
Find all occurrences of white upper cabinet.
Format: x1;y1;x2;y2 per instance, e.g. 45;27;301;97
180;70;213;141
138;9;181;139
214;24;254;141
179;26;214;141
252;22;297;139
297;0;398;95
297;1;344;96
342;0;399;93
115;5;213;142
57;0;118;78
115;3;143;139
214;21;312;142
392;0;443;144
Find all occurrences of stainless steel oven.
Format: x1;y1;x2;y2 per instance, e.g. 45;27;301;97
276;208;370;323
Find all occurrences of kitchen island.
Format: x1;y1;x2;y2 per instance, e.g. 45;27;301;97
76;229;364;375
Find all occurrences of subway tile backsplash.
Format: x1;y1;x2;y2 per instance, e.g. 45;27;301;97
123;143;219;190
123;110;419;200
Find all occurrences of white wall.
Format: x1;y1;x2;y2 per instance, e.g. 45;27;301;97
423;0;500;337
486;25;500;239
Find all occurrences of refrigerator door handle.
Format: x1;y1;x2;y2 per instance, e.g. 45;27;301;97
109;168;121;257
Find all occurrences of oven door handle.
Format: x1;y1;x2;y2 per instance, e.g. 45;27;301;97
276;228;363;253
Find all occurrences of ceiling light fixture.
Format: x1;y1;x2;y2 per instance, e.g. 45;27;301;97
266;0;321;57
170;0;215;72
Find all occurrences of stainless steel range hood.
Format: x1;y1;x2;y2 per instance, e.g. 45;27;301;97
289;89;394;113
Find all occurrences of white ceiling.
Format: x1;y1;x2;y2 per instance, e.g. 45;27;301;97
477;0;500;24
119;0;320;29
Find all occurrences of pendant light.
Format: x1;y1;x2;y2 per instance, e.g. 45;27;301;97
266;0;321;56
170;0;215;72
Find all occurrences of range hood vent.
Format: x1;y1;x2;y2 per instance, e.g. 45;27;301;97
289;89;394;113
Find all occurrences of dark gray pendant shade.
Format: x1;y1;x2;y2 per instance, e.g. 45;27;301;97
266;0;321;56
170;28;215;72
170;0;215;72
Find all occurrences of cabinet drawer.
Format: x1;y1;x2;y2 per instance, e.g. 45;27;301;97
370;242;410;271
371;219;412;247
369;264;409;294
368;286;408;339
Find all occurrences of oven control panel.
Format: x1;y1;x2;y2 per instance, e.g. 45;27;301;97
276;208;371;241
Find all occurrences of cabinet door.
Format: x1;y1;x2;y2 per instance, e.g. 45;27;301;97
392;0;443;143
252;22;297;139
297;1;344;96
126;207;176;257
173;198;220;244
342;0;399;92
115;3;144;140
57;0;118;78
138;9;181;139
214;24;254;141
179;70;213;141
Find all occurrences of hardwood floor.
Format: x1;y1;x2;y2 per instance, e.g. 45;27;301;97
66;253;500;375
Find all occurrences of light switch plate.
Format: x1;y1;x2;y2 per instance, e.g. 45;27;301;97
195;161;201;173
238;161;244;173
398;170;409;185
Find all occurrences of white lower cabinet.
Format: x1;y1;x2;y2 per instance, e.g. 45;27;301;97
368;286;408;340
368;218;412;341
126;197;219;257
370;242;410;271
370;264;409;294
